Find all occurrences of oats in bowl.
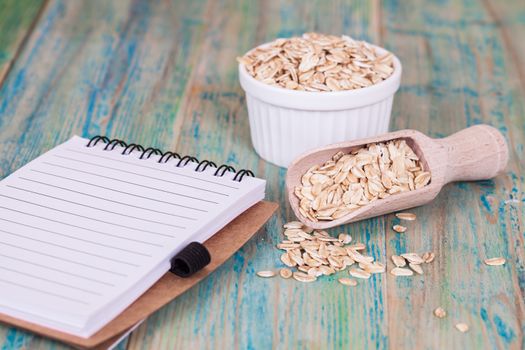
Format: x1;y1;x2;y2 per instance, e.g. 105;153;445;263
237;32;394;92
237;33;402;168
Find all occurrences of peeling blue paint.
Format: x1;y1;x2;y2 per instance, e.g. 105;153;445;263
493;315;516;343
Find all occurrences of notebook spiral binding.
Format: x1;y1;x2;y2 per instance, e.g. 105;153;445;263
86;136;255;182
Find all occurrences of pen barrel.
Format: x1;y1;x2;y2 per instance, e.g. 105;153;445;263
436;124;509;184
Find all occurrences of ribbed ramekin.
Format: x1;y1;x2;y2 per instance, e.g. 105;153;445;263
238;44;402;168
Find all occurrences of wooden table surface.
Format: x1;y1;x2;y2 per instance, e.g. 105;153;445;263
0;0;523;349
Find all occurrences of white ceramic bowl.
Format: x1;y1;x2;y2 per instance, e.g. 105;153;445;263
238;44;402;168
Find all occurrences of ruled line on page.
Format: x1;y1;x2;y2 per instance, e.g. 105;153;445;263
0;206;164;247
0;217;153;256
0;228;140;267
9;178;196;219
0;266;103;296
53;154;231;196
26;171;208;213
7;185;186;228
42;162;220;204
0;241;128;277
64;148;241;189
0;194;176;236
0;279;89;305
0;253;115;287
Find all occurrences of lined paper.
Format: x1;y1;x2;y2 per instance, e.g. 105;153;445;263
0;136;265;336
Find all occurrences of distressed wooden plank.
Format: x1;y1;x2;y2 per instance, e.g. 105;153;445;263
0;0;211;180
126;1;388;349
483;0;525;94
0;0;209;349
382;0;524;349
0;0;44;82
0;0;524;349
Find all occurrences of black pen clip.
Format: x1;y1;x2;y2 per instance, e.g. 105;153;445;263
170;242;211;277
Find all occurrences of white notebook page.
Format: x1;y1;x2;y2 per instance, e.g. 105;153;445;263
0;136;265;337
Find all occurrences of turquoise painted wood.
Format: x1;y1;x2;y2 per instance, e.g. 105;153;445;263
0;0;523;349
0;0;43;81
382;1;524;348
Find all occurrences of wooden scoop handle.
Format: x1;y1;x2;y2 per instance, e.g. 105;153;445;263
435;124;509;184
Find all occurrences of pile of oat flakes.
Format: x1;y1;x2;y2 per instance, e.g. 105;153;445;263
294;140;431;222
238;32;394;92
256;213;506;333
257;214;433;284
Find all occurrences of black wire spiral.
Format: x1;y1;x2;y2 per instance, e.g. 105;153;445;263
86;136;255;182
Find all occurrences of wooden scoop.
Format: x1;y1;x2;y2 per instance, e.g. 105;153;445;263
286;124;509;229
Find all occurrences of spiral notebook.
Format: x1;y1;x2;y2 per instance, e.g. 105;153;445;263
0;136;266;338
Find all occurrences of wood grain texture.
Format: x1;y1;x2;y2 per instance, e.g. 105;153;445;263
0;0;523;349
382;1;525;349
0;0;44;82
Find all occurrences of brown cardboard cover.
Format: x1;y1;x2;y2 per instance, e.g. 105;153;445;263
0;201;278;349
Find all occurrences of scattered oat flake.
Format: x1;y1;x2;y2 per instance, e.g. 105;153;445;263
303;226;314;233
338;277;357;286
319;265;336;276
484;257;506;266
393;225;407;233
279;268;292;279
293;271;316;283
434;307;447;319
363;261;386;274
257;270;276;278
284;221;304;229
391;255;406;267
422;251;435;263
349;268;371;279
348;243;366;251
409;262;423;275
395;212;416;221
455;323;469;333
308;267;322;277
280;252;295;267
390;267;413;276
401;253;425;264
338;233;352;244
